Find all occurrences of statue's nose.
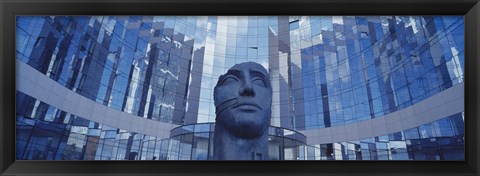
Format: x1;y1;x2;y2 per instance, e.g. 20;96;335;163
239;81;255;97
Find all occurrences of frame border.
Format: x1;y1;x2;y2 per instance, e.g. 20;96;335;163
1;0;479;175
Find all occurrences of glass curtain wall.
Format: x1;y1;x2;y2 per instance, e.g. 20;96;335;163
16;16;464;160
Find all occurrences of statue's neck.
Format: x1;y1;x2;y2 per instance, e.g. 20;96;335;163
213;125;268;160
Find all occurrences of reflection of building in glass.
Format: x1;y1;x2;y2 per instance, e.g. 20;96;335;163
16;16;465;160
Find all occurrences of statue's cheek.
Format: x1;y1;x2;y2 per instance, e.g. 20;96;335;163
215;88;237;103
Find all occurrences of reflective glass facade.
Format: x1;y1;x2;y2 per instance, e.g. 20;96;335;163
308;113;464;160
16;16;464;160
295;16;464;129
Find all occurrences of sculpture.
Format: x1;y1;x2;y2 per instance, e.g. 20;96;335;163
213;62;272;160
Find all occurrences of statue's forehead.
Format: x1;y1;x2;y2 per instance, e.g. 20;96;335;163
228;62;268;76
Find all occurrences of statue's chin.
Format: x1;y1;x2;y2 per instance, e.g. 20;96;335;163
217;109;271;139
223;119;268;139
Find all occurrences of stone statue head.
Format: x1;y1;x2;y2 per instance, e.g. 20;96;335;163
213;62;272;139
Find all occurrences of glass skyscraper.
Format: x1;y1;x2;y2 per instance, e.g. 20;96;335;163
15;16;464;160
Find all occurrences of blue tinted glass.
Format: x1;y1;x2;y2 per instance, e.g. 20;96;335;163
290;20;299;30
15;16;464;161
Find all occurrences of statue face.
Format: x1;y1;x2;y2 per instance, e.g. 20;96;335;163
214;62;272;139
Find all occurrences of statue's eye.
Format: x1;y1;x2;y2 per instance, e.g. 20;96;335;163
221;77;238;85
252;78;267;87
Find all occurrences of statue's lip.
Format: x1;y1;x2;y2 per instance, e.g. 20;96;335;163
232;103;262;110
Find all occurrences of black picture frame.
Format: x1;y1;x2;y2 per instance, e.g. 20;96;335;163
1;0;479;175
